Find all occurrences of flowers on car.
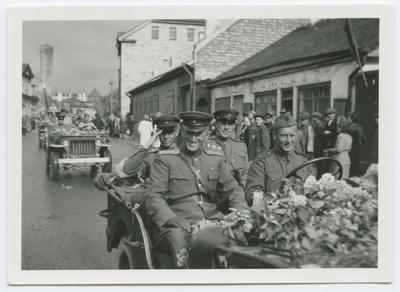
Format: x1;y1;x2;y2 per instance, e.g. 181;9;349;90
221;164;378;268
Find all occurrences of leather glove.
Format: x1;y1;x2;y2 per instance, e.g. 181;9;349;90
164;217;192;232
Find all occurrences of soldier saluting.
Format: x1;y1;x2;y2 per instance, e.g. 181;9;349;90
207;108;249;188
145;111;248;269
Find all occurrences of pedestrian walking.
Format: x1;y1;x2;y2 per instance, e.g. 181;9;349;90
347;112;366;176
323;108;338;149
138;114;153;146
311;112;326;158
92;113;104;131
299;111;315;159
324;116;353;179
127;114;135;140
248;114;270;161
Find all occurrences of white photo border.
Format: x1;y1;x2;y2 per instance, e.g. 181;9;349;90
7;4;394;285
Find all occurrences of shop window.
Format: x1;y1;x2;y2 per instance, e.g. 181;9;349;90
254;90;277;116
281;88;293;115
298;83;330;115
215;96;231;110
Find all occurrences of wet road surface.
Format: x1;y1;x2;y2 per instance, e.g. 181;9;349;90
21;133;139;270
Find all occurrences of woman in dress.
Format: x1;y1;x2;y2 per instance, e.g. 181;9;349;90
325;116;353;179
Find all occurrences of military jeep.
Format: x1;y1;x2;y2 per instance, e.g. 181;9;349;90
45;127;112;180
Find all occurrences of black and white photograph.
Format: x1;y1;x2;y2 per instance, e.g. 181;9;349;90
6;3;396;288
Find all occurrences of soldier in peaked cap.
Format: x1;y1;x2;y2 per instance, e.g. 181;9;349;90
245;112;314;205
145;111;249;269
207;108;249;189
120;115;180;184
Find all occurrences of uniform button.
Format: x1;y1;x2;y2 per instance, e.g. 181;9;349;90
197;169;200;173
194;158;198;161
198;184;201;187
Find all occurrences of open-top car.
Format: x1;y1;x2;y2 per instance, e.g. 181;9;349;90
45;126;112;180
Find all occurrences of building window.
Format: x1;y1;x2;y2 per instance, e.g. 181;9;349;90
151;26;159;40
254;91;277;116
187;28;194;41
215;96;231;110
154;94;159;113
298;83;331;115
281;88;294;115
169;27;177;40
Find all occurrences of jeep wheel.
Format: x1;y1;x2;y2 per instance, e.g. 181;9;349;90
117;235;134;269
102;150;112;173
49;152;60;180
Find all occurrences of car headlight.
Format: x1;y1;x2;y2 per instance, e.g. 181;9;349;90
62;140;70;147
95;140;102;147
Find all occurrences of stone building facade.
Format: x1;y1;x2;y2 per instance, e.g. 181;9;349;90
116;19;206;117
125;19;309;121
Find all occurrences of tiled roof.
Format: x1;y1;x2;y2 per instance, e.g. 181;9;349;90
213;18;379;83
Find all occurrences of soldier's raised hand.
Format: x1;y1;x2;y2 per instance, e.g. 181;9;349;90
143;125;163;149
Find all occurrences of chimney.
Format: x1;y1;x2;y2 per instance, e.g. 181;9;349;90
57;92;62;102
82;91;87;102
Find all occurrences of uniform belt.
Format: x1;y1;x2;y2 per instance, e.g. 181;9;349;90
168;194;211;205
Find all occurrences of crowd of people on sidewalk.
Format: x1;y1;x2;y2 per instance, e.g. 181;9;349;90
232;108;377;179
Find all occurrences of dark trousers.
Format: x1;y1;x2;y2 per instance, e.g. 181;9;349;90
189;226;238;269
153;227;190;269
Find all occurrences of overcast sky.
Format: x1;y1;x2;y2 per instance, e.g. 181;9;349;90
23;20;141;96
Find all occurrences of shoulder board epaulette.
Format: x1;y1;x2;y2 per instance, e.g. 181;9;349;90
231;137;244;143
158;149;180;155
148;147;159;153
204;148;223;156
207;136;216;141
294;150;310;159
254;150;273;161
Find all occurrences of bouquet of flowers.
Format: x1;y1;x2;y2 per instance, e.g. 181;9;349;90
235;164;379;268
190;164;377;268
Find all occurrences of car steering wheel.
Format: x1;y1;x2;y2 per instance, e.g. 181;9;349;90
285;157;343;180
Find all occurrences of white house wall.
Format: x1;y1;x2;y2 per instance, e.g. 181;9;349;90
119;22;205;118
211;60;357;118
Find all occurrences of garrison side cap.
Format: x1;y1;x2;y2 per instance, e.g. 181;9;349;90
180;111;213;133
273;112;297;131
153;115;180;130
213;107;239;122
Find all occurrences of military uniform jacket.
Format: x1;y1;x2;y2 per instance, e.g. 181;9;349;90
123;147;161;178
145;146;249;229
206;136;249;184
245;148;312;201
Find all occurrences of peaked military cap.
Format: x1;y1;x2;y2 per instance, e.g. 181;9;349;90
180;111;213;132
280;108;287;114
213;107;239;122
153;115;180;130
273;112;297;131
253;113;264;119
325;108;337;115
